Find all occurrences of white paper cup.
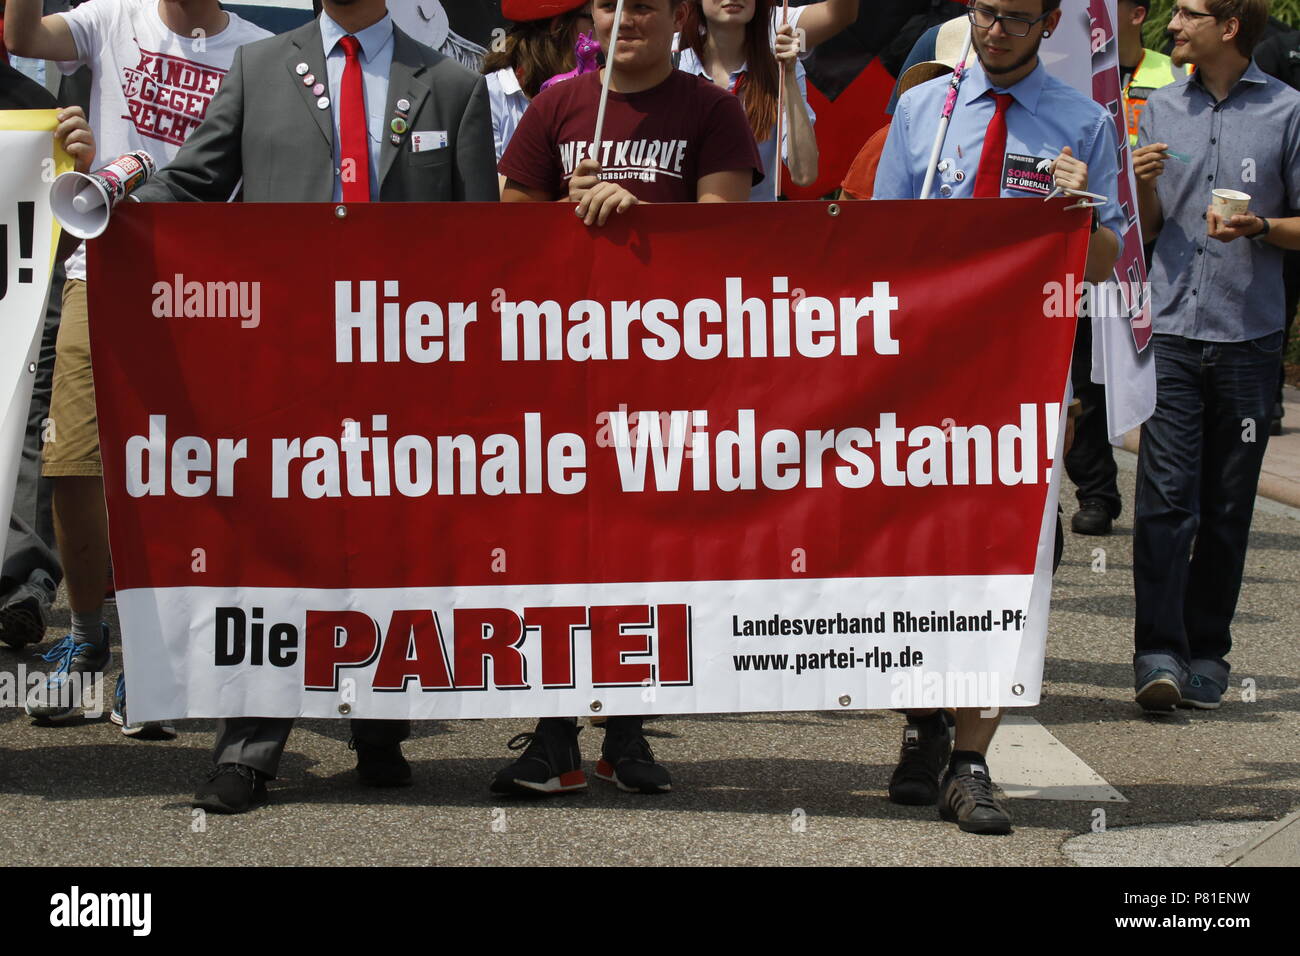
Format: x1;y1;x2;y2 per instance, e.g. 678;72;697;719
1211;188;1250;219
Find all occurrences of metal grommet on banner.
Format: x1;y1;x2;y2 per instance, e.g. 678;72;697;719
28;362;36;373
827;203;840;217
589;700;602;712
334;205;347;219
838;695;851;707
338;702;351;715
1011;683;1025;696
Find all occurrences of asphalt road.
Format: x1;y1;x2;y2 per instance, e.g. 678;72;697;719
1;450;1296;866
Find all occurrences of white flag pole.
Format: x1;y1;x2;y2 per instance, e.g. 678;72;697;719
920;31;974;199
773;0;789;200
591;0;627;168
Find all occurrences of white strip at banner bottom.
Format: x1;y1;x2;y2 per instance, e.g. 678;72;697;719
121;570;1053;723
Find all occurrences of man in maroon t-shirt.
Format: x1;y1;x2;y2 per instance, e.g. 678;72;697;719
499;0;760;224
490;0;760;798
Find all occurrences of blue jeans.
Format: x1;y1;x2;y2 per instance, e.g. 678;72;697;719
1132;331;1282;686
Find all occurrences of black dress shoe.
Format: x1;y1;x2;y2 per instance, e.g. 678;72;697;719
1071;499;1113;535
351;739;412;787
192;763;268;814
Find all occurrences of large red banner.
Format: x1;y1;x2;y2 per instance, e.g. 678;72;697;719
89;200;1087;721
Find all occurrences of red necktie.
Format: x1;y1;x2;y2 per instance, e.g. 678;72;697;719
339;35;371;203
972;92;1013;199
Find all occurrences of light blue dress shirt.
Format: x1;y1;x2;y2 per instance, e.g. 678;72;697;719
1139;63;1300;342
321;12;394;201
874;60;1126;243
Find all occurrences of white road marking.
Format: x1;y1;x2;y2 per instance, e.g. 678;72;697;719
989;714;1127;802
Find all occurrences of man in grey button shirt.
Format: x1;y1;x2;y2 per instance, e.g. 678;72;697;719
1130;0;1300;712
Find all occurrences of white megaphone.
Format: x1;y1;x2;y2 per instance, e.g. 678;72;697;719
50;150;157;239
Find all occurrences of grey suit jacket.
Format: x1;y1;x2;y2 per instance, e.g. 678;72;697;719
134;18;497;203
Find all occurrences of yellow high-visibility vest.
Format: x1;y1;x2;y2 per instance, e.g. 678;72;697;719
1124;48;1190;145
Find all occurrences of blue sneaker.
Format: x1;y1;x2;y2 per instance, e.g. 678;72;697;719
1179;672;1224;710
25;627;111;722
110;674;177;739
1135;667;1181;712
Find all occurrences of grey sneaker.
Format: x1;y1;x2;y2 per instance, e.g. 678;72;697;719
939;760;1012;835
25;628;111;722
110;674;177;739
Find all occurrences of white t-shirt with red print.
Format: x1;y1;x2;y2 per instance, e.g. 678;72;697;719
58;0;270;279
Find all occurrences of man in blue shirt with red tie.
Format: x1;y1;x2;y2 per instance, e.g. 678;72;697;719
872;0;1123;835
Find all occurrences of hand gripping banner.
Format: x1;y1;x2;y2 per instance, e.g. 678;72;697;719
88;200;1088;722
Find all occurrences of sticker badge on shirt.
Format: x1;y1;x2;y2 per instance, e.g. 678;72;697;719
1002;152;1054;196
411;131;448;152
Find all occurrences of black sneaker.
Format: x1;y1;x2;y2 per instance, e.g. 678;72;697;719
0;589;47;649
350;738;412;787
888;714;953;806
1071;499;1113;535
595;718;671;794
192;763;268;814
490;719;587;796
939;760;1012;835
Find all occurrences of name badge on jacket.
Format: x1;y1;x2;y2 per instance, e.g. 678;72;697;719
412;131;448;152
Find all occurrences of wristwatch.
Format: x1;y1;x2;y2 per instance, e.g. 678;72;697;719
1250;216;1272;242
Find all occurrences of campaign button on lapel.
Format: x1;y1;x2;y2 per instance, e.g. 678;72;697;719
396;98;411;112
391;117;408;135
312;83;325;96
295;62;309;75
317;96;330;109
303;73;315;86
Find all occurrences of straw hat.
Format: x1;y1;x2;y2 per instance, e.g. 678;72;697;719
896;15;977;97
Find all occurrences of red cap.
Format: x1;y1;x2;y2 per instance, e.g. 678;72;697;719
501;0;589;22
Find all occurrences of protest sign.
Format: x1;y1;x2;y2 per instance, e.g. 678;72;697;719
0;112;69;549
89;199;1087;721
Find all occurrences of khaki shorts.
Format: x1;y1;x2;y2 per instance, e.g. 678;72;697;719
42;278;102;477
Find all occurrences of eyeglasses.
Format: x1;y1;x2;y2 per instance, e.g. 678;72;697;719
1170;6;1218;23
967;4;1052;38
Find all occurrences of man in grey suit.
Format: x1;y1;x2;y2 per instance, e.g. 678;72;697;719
134;0;497;813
